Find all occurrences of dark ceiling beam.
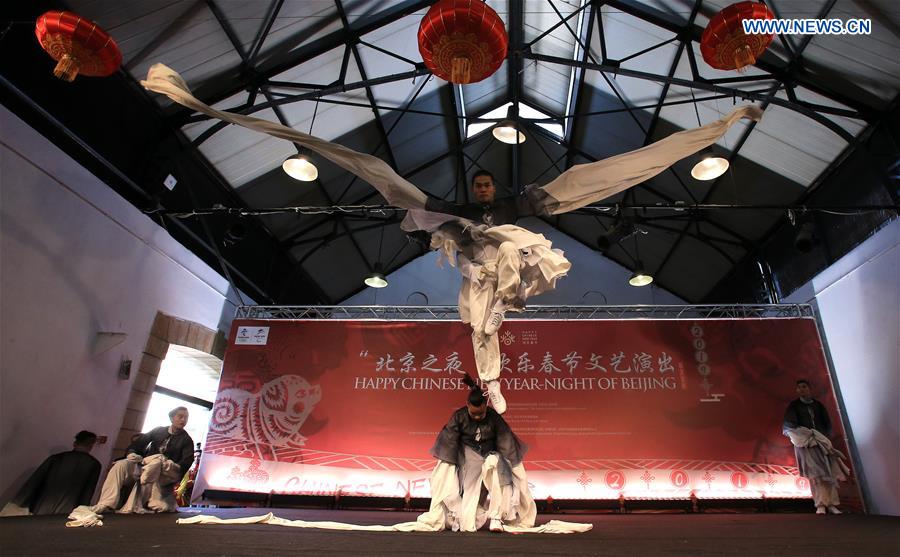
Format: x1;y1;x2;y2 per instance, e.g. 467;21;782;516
202;0;332;303
524;121;756;248
603;0;880;119
525;1;591;49
168;0;436;123
524;52;857;144
335;0;399;171
642;0;701;148
190;66;431;146
333;67;433;204
761;0;798;58
449;85;470;204
564;2;595;169
248;0;286;65
123;0;207;72
264;87;376;278
278;144;460;246
509;0;524;194
540;3;707;205
651;0;840;286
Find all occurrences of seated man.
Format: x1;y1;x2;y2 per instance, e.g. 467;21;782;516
1;430;101;516
417;375;536;532
92;406;194;514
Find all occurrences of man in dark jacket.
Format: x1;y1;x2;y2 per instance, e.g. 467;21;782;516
2;430;101;515
92;407;194;513
783;379;844;515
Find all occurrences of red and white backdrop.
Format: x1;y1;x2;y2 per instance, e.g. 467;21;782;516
193;317;848;501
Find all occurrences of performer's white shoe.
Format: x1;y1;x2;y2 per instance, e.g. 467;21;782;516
484;300;508;336
827;506;842;515
815;506;826;515
489;518;503;532
486;380;506;414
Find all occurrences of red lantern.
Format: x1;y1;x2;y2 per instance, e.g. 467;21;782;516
418;0;508;85
35;11;122;82
700;1;774;71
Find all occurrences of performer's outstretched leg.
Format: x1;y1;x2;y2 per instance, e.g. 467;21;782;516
484;241;523;336
471;329;505;414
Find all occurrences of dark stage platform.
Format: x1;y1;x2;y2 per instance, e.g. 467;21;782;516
1;507;897;556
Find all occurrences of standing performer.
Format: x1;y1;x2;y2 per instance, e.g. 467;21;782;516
142;64;763;414
783;379;849;515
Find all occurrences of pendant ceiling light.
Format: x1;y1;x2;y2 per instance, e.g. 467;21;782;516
282;151;318;181
492;105;526;144
365;226;388;288
283;100;320;181
628;265;654;287
364;263;388;288
689;90;728;181
691;148;729;180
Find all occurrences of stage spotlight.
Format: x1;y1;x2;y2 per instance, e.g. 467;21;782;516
628;263;654;287
794;221;819;253
492;105;526;144
597;219;637;252
365;263;388;288
691;148;729;180
222;222;246;247
282;151;318;181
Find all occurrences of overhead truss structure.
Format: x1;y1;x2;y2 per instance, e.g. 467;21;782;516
236;304;815;320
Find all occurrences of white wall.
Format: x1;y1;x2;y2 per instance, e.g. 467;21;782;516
0;106;242;504
785;218;900;516
343;217;686;306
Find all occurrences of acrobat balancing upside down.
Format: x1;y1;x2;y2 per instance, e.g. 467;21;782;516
142;64;762;414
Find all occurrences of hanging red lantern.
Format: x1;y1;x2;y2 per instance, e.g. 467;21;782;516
35;11;122;82
418;0;508;85
700;1;774;71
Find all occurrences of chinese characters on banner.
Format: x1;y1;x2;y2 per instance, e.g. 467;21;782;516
192;318;846;502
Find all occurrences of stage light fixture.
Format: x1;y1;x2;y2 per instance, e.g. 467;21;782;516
492;105;525;144
691;147;729;180
365;263;388;288
282;151;318;181
794;221;819;253
628;263;654;287
597;219;637;252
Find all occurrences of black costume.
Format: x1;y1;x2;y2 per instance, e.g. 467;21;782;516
11;450;100;515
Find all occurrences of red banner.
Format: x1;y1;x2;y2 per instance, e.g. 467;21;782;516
194;318;846;500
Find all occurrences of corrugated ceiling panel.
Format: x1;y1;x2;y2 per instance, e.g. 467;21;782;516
658;83;756;150
269;51;372;143
194;107;295;187
460;60;509;117
583;8;679;113
68;0;244;98
357;13;443;118
801;0;900;107
255;1;346;62
792;86;868;137
522;62;572;116
739;95;852;187
521;0;584;115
